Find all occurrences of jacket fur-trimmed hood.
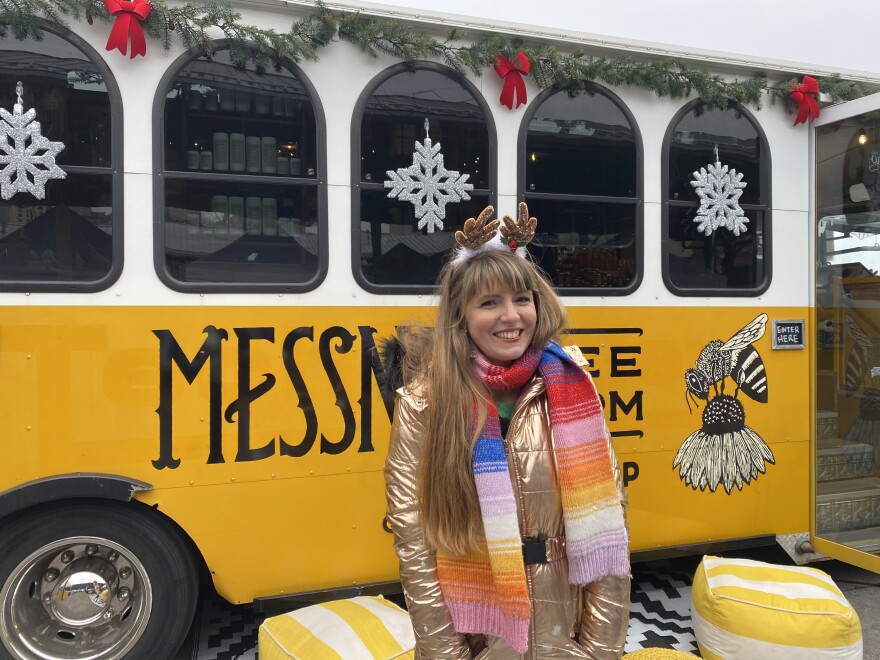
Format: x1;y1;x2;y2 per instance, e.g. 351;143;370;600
377;335;406;401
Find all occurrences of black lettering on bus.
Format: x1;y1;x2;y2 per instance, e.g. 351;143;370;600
357;326;395;454
319;326;357;455
608;390;643;422
610;430;644;438
153;326;227;470
622;461;639;486
279;327;318;458
578;345;600;377
225;328;277;462
610;346;641;377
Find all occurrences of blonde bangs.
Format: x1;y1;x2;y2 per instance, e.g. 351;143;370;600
455;252;536;311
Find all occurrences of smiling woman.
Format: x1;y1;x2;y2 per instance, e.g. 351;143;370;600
383;204;631;658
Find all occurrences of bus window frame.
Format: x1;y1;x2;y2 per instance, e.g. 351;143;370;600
0;22;124;293
661;98;773;297
350;61;497;295
151;40;329;294
517;83;644;297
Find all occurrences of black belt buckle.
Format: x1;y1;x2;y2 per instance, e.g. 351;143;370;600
522;537;547;565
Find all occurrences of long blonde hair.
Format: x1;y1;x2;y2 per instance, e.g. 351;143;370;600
406;250;567;556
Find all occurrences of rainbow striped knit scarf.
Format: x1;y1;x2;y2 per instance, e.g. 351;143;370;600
435;342;629;653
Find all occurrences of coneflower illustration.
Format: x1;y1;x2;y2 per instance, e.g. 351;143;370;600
673;394;775;494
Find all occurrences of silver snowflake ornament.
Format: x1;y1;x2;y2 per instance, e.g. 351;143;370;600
690;146;747;236
385;119;473;233
0;81;66;200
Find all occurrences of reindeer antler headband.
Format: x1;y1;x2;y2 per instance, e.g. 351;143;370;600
451;202;537;264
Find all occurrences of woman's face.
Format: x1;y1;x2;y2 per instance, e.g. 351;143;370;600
464;287;537;366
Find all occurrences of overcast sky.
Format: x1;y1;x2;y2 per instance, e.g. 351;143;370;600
359;0;878;76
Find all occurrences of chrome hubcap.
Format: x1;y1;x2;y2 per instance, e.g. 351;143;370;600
1;537;152;660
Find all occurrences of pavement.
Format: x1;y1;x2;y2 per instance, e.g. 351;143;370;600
823;559;880;659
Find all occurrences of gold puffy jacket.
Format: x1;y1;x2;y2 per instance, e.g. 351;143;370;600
384;348;631;659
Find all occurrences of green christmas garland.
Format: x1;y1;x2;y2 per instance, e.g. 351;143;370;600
0;0;869;111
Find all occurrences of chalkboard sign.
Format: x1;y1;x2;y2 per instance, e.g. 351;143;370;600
772;319;805;349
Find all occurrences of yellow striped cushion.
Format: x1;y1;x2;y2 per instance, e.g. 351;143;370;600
259;596;416;660
692;555;862;660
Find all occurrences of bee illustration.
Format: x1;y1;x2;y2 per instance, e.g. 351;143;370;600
675;312;774;494
684;313;769;412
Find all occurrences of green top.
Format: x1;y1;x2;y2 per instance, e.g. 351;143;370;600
496;401;514;420
496;400;513;439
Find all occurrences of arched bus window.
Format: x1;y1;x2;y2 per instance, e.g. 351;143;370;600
663;100;771;295
155;46;326;291
0;27;121;291
353;63;495;293
520;84;641;293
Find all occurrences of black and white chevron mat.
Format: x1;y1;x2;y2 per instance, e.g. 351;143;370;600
626;562;699;655
179;561;700;659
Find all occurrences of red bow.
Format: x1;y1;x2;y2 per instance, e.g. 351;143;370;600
104;0;152;59
791;75;820;126
494;52;530;110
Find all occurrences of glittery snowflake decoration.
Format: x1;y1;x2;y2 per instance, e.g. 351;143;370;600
385;119;473;233
690;145;747;236
0;81;66;200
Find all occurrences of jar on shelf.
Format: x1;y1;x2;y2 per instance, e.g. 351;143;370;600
261;137;277;174
213;133;229;171
246;197;262;235
211;196;229;231
245;137;261;173
229;133;246;172
228;196;245;235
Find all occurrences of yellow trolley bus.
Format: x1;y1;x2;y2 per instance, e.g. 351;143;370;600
0;1;878;657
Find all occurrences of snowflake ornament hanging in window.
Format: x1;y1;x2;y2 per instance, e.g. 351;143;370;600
690;145;748;236
384;119;473;233
0;81;66;200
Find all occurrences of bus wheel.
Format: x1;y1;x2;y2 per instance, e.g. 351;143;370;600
0;501;198;660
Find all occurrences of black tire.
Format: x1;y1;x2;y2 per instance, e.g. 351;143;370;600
0;500;198;660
